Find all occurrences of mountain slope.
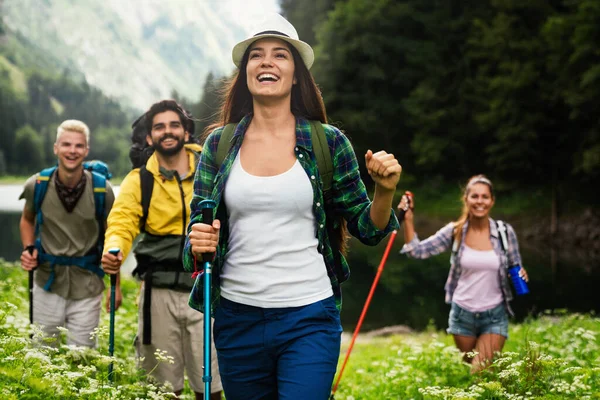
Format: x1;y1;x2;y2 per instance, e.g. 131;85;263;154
1;0;277;110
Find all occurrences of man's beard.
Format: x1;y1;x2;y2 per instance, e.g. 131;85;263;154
152;134;185;156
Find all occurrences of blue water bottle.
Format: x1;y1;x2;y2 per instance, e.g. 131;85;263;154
508;265;529;295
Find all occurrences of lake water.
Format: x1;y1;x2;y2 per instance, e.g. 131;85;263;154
1;183;598;332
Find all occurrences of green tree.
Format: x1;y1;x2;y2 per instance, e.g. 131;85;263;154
39;124;58;166
466;0;569;186
0;70;26;174
313;0;437;180
0;150;6;175
280;0;339;46
191;72;222;138
0;65;131;175
401;0;493;179
89;125;130;177
543;0;600;184
13;125;44;174
26;72;58;130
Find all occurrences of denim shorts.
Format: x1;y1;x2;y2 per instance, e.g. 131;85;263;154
446;302;509;338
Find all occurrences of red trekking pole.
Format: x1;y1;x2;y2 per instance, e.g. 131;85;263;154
330;190;413;399
330;229;397;399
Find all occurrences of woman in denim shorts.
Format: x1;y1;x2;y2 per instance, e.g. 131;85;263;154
398;175;528;372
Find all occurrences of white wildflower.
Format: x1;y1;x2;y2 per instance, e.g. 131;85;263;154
154;349;175;364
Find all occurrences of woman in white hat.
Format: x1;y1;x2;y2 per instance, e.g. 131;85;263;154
184;13;402;399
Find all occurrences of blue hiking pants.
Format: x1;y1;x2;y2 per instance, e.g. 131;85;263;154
213;295;343;400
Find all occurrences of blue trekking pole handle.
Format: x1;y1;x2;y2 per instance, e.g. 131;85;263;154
107;248;119;382
200;199;216;400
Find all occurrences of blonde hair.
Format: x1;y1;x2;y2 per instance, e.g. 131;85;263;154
453;174;495;244
56;120;90;145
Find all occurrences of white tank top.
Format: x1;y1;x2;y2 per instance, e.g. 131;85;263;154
220;153;333;308
453;245;503;312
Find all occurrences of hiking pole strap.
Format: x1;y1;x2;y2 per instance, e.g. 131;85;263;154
142;267;153;345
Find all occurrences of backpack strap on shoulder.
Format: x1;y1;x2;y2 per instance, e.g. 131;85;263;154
90;171;107;255
450;225;460;263
33;167;57;237
451;234;459;254
309;120;333;194
90;172;107;220
137;164;155;345
496;220;509;254
309;120;347;282
139;165;154;232
215;124;237;169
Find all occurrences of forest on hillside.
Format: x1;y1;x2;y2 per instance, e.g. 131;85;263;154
1;0;598;206
281;0;599;197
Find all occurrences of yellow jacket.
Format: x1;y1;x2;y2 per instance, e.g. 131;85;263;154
103;144;201;261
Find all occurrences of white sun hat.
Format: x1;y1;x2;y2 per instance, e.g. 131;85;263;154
231;13;315;70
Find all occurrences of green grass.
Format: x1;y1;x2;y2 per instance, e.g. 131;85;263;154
0;260;181;399
332;313;599;399
1;260;598;399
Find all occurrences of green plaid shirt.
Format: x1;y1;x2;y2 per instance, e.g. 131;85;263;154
183;114;398;313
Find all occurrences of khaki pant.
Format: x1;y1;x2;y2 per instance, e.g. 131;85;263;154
33;283;101;348
136;286;222;393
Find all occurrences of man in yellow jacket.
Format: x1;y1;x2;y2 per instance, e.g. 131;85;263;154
101;100;222;399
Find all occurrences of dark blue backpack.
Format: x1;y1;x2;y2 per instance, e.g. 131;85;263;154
33;161;111;291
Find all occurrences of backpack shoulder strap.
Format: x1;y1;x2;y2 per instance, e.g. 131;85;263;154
311;121;346;281
139;165;154;231
33;167;57;237
90;171;107;253
309;120;333;194
34;167;57;213
451;235;459;254
90;171;107;221
215;124;236;169
496;220;509;254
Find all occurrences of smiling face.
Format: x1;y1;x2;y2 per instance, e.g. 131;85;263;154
146;110;189;157
246;38;296;101
54;130;89;173
465;182;495;219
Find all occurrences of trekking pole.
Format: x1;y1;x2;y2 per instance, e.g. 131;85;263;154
330;191;413;399
26;245;35;339
200;199;217;400
330;230;397;399
107;248;120;383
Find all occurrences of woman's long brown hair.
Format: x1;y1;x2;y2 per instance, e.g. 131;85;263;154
453;174;495;245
